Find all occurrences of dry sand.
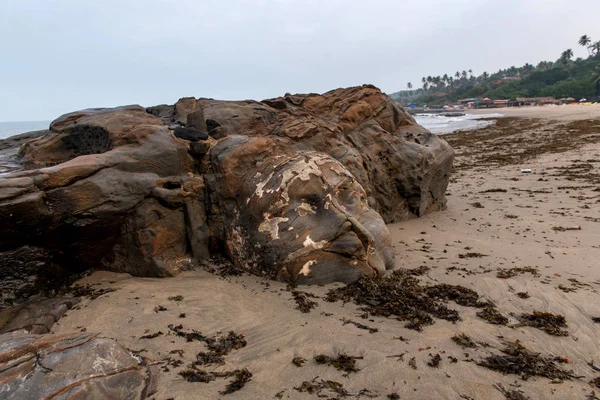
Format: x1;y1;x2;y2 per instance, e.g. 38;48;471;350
52;107;600;400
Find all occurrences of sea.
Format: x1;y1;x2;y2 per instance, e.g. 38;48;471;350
414;113;503;134
0;114;504;140
0;120;51;140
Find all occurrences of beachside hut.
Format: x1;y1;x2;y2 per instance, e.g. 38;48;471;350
493;99;509;107
558;97;575;105
510;97;556;106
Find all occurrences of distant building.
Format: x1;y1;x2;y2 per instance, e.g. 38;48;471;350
509;97;557;106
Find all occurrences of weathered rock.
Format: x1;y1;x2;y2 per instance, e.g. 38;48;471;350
0;85;453;303
186;108;208;132
0;246;68;307
145;104;175;124
169;86;454;222
0;130;47;174
0;331;157;399
173;126;208;141
0;106;202;305
206;137;394;283
0;297;79;334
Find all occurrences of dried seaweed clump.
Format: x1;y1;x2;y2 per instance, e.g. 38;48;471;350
325;269;495;331
179;368;252;394
64;284;116;300
478;341;577;381
314;353;363;374
494;383;530;400
516;312;568;336
291;290;318;313
221;369;253;395
292;357;306;367
452;333;477;348
294;378;377;398
477;306;509;325
496;267;540;279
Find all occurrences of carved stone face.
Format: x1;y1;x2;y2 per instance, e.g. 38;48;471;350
231;151;394;284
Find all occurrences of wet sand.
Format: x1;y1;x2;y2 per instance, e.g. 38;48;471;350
52;109;600;399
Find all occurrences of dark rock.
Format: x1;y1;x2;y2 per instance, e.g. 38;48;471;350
186;108;208;132
0;331;158;399
0;106;201;306
189;141;213;158
146;104;175;124
173;127;208;142
0;297;80;334
0;246;68;307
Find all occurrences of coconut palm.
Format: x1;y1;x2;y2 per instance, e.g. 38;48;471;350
461;70;467;79
407;82;413;90
592;41;600;55
579;35;592;55
482;71;489;81
455;71;460;79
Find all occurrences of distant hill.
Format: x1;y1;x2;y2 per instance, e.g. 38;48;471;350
396;36;600;105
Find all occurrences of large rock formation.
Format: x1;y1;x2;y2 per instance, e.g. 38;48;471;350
0;331;157;399
0;85;453;306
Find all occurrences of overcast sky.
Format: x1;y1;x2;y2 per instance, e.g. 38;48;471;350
2;0;600;121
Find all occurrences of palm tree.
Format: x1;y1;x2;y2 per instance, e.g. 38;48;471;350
559;49;573;67
407;82;413;90
592;41;600;56
423;82;429;91
468;69;473;78
422;77;426;84
482;71;489;81
455;71;460;79
579;35;592;55
564;48;574;59
461;70;467;79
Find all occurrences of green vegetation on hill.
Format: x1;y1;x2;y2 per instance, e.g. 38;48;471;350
390;35;600;105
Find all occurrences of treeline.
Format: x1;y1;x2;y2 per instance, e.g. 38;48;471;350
390;35;600;105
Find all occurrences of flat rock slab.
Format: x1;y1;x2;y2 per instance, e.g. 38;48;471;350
0;331;157;400
0;297;80;334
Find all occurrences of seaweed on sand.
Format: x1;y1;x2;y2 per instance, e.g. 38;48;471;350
291;290;318;313
325;269;496;330
139;331;163;339
294;377;377;398
221;368;252;395
179;367;252;394
496;267;540;279
427;353;442;368
292;357;306;367
341;318;378;333
452;333;477;348
64;284;116;300
477;306;509;325
515;311;568;336
478;341;578;381
314;353;363;374
493;383;530;400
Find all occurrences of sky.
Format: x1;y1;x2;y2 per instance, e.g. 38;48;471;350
2;0;600;121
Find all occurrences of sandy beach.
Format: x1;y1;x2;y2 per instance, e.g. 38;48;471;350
48;107;600;400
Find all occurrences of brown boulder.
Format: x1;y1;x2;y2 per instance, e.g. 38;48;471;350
0;85;453;304
0;331;157;399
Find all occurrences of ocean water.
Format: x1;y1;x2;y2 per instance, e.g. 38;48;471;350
414;113;503;134
0;120;51;140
